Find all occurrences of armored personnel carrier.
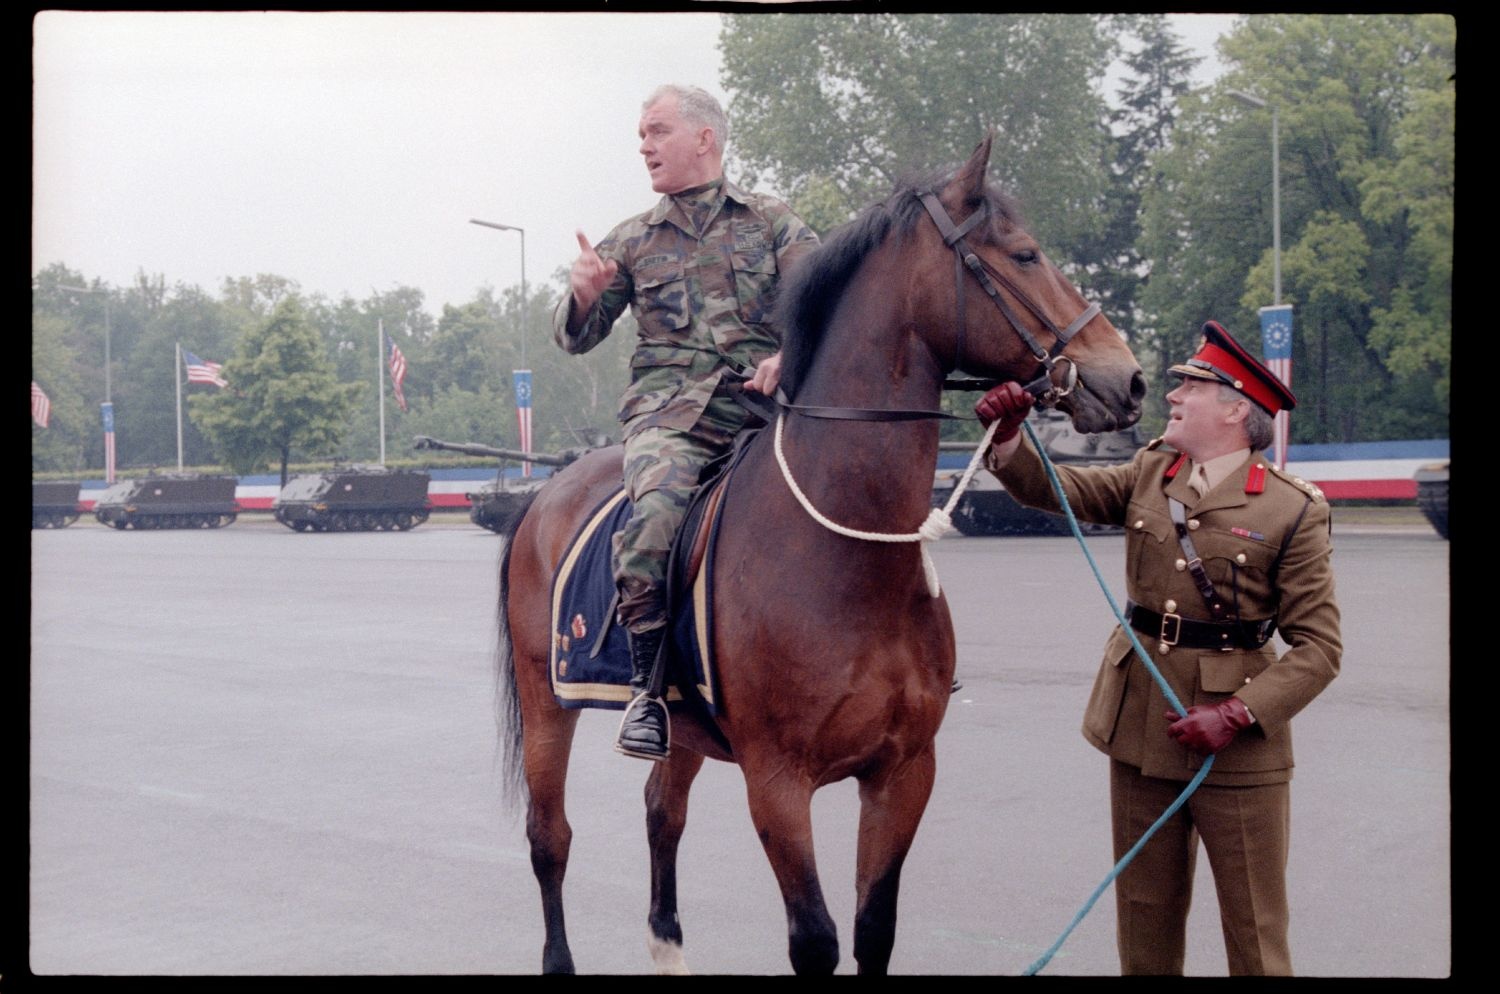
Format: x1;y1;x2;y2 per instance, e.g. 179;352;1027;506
932;408;1145;536
413;433;610;533
1414;461;1449;540
273;466;432;532
32;481;83;529
93;473;240;529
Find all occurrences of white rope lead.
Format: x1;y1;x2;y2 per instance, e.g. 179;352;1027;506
772;412;1002;598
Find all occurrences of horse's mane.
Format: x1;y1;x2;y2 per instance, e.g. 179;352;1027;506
774;164;1024;399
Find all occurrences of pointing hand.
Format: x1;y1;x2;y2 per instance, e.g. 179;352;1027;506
569;230;618;313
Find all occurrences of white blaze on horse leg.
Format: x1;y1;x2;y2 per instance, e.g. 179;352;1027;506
648;934;690;975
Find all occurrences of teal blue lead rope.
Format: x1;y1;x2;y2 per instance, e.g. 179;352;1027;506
1018;420;1213;976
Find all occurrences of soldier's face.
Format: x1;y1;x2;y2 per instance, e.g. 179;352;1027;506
638;97;711;194
1163;378;1242;459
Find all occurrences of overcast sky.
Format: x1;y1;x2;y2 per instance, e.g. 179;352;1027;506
32;11;1240;321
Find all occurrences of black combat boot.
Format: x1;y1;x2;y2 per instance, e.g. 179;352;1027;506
615;626;669;761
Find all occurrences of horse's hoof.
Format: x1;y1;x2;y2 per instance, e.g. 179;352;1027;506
648;934;690;975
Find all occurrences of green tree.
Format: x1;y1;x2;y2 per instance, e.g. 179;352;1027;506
1075;14;1200;341
719;13;1118;256
191;297;361;484
309;286;437;462
31;313;92;473
1140;14;1452;442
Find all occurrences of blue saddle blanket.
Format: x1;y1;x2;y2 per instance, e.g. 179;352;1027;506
548;487;720;714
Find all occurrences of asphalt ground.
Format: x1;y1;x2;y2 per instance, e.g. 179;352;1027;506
24;509;1452;977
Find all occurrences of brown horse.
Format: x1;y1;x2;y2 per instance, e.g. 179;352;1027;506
496;135;1144;975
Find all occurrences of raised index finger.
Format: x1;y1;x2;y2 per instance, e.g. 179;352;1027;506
575;230;597;258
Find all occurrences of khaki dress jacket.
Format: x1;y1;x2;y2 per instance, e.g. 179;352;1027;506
994;437;1342;786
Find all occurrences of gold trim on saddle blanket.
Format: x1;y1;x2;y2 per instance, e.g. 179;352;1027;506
548;486;717;707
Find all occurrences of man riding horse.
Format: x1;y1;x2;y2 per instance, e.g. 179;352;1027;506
551;83;819;760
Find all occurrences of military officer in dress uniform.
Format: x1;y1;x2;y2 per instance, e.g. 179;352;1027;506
975;320;1342;975
554;84;819;761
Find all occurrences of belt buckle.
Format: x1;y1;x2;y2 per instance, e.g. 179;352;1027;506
1159;612;1182;648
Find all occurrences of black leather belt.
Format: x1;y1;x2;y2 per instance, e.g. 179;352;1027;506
1126;601;1275;651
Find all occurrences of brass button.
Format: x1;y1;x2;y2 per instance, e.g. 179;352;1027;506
1244;676;1252;684
1188;519;1201;530
1158;642;1171;655
1236;552;1247;564
1164;599;1177;613
1175;558;1187;571
1134;519;1145;529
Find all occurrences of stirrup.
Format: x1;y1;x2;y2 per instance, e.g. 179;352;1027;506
614;692;670;762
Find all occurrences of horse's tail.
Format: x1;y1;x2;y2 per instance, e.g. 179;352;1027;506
495;492;539;810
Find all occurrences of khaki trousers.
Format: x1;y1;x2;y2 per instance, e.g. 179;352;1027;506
1110;758;1292;975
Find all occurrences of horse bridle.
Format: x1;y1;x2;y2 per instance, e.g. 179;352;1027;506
751;188;1103;425
917;191;1098;405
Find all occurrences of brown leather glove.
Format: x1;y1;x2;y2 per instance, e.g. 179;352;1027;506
1165;698;1254;754
974;381;1035;444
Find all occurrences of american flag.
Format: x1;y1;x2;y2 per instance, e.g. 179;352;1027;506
31;380;50;428
183;350;227;388
387;333;408;412
513;369;533;477
1259;305;1293;470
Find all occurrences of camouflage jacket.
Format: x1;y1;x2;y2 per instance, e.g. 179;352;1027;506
552;177;819;435
994;437;1341;787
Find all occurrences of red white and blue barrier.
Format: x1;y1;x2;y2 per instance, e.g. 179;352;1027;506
73;438;1447;511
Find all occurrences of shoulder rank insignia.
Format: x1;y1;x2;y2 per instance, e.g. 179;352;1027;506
1267;463;1327;502
1292;476;1326;502
1146;436;1166;451
1163;452;1187;479
1246;462;1267;494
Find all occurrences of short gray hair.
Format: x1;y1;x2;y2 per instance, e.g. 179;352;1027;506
1218;383;1277;451
645;84;728;153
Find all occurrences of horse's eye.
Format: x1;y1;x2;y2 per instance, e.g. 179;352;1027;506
1011;249;1039;266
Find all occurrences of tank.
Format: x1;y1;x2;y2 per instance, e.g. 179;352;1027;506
273;466;433;532
932;408;1145;537
33;481;84;529
92;473;240;530
1413;460;1449;540
413;433;611;533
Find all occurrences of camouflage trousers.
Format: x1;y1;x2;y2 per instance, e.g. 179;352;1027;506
613;395;749;634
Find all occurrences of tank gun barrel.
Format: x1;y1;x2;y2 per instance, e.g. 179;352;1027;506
412;435;576;468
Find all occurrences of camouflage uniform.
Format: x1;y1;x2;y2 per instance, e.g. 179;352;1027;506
553;177;819;633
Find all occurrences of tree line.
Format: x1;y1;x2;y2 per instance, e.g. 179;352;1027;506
32;13;1451;479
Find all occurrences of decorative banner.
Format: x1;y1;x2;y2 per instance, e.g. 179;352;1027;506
514;369;533;478
1259;305;1293;470
101;401;116;484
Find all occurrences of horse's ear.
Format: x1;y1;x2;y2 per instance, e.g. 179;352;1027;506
949;131;994;204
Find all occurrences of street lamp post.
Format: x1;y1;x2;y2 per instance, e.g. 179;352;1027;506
468;218;527;368
469;218;534;475
1228;90;1292;469
1228;90;1280;305
59;283;116;483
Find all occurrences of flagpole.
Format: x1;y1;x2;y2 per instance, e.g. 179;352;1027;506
378;320;387;466
175;342;184;471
